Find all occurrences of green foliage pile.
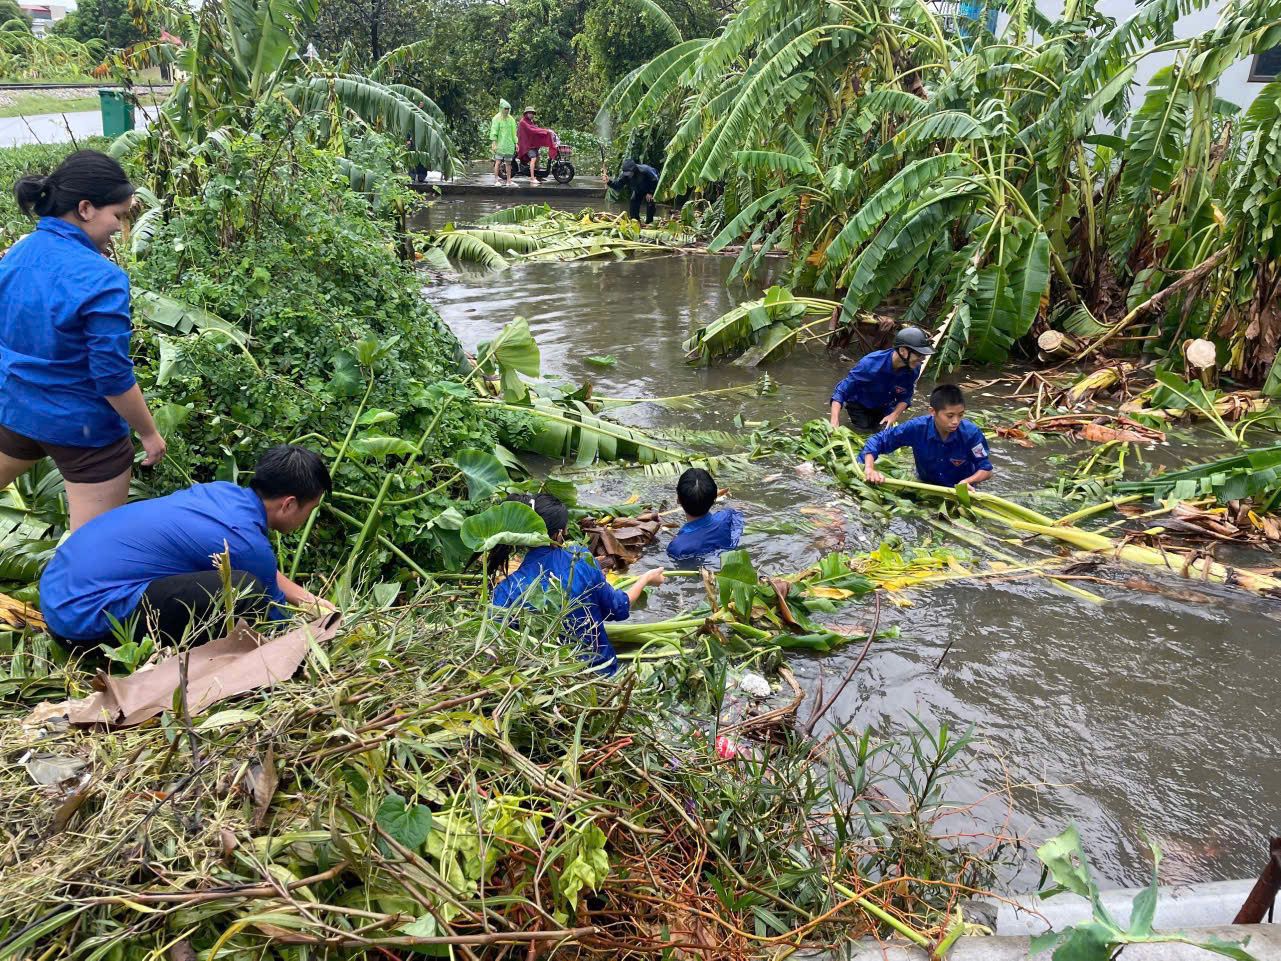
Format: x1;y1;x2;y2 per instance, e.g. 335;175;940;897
0;595;1005;956
121;133;499;573
605;0;1281;386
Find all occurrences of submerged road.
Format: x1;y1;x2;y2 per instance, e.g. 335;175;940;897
0;106;159;147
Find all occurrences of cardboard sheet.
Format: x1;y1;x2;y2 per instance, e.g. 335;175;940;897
47;613;341;728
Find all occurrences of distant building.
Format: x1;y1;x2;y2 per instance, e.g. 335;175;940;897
17;1;69;37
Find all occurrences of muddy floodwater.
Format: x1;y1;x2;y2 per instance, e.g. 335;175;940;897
415;197;1281;892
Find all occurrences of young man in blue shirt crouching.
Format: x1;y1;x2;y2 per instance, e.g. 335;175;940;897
860;384;993;489
40;445;332;651
829;327;933;431
668;468;744;562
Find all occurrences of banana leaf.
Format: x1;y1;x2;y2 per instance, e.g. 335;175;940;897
1114;446;1281;507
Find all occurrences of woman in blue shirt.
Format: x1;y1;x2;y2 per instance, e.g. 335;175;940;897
0;150;165;528
491;494;666;675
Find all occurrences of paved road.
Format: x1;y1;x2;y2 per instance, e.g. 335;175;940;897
0;107;159;147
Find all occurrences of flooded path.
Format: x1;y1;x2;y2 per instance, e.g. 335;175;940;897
416;196;1281;891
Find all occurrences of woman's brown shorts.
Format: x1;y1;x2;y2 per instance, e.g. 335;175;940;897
0;425;134;483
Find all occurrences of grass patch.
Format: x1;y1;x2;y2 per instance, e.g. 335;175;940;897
0;94;100;118
0;91;165;119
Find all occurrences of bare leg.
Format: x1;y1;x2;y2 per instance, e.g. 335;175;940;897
0;451;38;490
65;468;131;530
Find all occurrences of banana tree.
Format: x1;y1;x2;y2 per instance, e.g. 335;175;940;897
115;0;459;198
602;0;1281;382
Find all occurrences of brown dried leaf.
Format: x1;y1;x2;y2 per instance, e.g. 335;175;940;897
245;746;278;828
767;578;801;629
1077;422;1148;444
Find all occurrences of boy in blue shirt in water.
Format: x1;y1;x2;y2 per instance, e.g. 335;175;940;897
668;468;744;562
829;327;933;431
860;384;994;488
492;493;666;675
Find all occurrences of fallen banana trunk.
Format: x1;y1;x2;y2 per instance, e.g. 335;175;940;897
970;507;1281;594
817;438;1281;595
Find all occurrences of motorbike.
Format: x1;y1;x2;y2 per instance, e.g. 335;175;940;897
509;140;576;184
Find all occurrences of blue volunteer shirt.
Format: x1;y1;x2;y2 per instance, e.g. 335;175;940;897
830;349;921;416
860;415;993;487
39;482;287;641
668;508;744;562
0;217;136;447
492;545;629;674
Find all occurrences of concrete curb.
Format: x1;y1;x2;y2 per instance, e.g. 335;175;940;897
828;926;1280;959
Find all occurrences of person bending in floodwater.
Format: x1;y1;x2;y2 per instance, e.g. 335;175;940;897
491;493;666;675
860;383;993;489
829;326;932;431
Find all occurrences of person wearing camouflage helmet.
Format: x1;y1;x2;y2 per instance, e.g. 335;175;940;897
829;326;934;431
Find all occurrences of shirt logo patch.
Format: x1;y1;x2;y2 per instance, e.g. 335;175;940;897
950;458;966;467
971;444;986;458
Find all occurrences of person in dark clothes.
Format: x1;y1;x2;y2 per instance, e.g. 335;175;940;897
39;445;333;650
604;158;659;224
405;135;427;183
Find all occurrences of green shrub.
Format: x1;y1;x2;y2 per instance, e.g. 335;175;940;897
123;132;502;574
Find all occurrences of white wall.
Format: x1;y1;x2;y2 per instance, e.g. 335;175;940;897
1012;0;1273;108
1095;0;1260;109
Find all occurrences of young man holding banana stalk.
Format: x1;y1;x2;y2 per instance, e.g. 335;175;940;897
860;383;994;489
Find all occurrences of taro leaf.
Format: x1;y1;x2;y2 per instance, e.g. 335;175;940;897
153;403;191;438
460;501;550;553
426;380;474;403
453;449;509;500
541;477;578;506
426;506;472;570
349;433;419;460
331;351;364;397
585;354;618;368
376;794;433;852
485;317;541;403
356;408;397;427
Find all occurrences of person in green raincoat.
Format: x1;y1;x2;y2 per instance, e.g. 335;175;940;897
489;99;518;186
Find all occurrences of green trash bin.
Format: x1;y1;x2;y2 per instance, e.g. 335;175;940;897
98;89;135;138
